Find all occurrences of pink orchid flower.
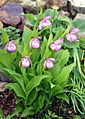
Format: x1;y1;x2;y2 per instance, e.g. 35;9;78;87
66;28;79;42
30;38;40;49
50;38;63;51
20;56;32;68
44;58;55;69
38;16;51;30
5;40;17;52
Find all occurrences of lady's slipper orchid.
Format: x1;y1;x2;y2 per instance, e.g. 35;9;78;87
38;16;51;30
50;38;63;51
70;28;79;34
20;56;32;68
44;58;55;69
30;38;40;49
5;40;17;52
66;28;79;42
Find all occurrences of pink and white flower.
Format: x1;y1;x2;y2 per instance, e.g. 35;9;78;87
66;28;79;42
44;58;55;69
5;40;17;52
50;38;63;51
38;16;51;30
20;56;32;68
30;38;40;49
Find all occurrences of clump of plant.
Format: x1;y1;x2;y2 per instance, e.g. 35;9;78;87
0;26;20;48
0;9;84;118
4;26;21;40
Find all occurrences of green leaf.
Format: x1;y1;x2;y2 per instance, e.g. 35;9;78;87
51;63;61;81
56;93;69;104
40;36;47;57
63;40;79;48
54;63;74;84
53;26;65;40
7;83;26;99
37;9;43;20
30;49;40;63
25;13;34;21
1;29;9;44
73;115;81;119
33;95;45;112
43;9;57;18
37;79;51;93
6;115;12;119
80;38;85;49
16;97;23;104
22;26;32;44
13;76;26;93
26;75;49;96
22;26;32;55
27;88;37;105
0;109;3;119
4;68;28;91
56;50;70;67
44;33;53;58
37;58;44;75
73;19;85;32
21;106;35;117
51;85;64;97
0;49;16;68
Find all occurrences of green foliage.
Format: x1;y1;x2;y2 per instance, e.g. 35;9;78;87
4;26;20;40
43;110;58;119
0;9;84;118
1;29;9;44
79;38;85;49
0;109;3;119
68;73;85;114
73;19;85;32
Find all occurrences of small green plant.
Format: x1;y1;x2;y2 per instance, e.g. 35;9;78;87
4;26;20;40
43;110;62;119
0;26;20;46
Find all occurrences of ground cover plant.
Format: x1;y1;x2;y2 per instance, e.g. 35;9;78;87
0;8;85;119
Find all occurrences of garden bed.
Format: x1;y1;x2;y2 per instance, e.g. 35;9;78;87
0;1;85;119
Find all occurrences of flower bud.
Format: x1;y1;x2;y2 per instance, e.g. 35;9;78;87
50;43;61;51
66;28;79;42
70;28;79;34
38;16;51;30
30;38;40;49
5;40;16;52
50;38;63;51
20;56;32;68
44;58;55;69
66;33;77;42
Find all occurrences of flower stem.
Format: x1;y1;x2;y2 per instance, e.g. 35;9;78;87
36;0;39;14
74;48;85;78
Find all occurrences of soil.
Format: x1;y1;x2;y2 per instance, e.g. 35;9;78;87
0;89;16;117
0;90;83;119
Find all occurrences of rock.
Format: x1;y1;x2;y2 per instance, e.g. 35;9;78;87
0;82;8;92
52;0;66;10
75;13;85;19
0;0;67;14
0;0;19;6
0;21;3;29
0;2;23;26
0;72;10;92
69;0;85;7
0;0;8;6
20;0;66;13
0;72;10;82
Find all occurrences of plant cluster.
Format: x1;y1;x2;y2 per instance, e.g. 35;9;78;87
0;9;85;118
